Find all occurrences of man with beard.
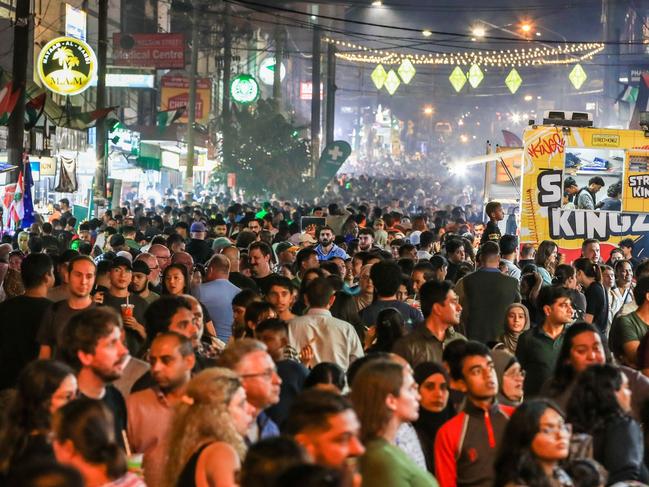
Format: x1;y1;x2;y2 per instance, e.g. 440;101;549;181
314;226;349;261
135;252;162;294
249;241;278;295
130;259;159;305
38;255;97;359
126;332;195;486
59;307;130;448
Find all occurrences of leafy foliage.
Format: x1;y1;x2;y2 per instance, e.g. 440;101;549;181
215;99;311;197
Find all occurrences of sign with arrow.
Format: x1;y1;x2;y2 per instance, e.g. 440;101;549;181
315;140;351;192
259;57;286;85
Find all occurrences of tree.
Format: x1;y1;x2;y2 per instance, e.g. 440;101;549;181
215;99;311;197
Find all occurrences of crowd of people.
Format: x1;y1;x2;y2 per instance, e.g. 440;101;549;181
0;194;647;487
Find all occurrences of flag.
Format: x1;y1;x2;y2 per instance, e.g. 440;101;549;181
25;92;46;130
501;129;523;148
0;81;22;125
5;170;24;230
618;85;639;104
44;100;117;129
2;182;16;229
157;107;186;127
630;73;649;130
20;153;34;229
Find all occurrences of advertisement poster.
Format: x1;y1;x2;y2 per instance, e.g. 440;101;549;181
160;76;211;124
113;33;185;70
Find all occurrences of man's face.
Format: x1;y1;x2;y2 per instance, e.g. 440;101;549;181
411;270;427;294
358;234;374;251
248;220;262;235
460;354;498;401
249;248;270;277
78;230;91;242
319;230;334;247
17;233;29;252
435;266;448;282
589;183;604;193
170;241;185;254
255;330;286;362
110;266;132;291
151;246;171;271
544;297;573;326
295;410;365;470
449;246;465;264
267;285;293;314
473;224;485;239
80;325;129;382
168;307;200;348
279;250;296;265
582;242;600;263
149;337;194;392
237;350;282;410
130;272;148;294
302;254;319;272
435;290;462;326
616;262;633;285
68;260;96;298
138;255;160;285
215;224;228;237
569;331;605;373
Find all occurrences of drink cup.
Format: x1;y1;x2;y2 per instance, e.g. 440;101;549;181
121;304;134;319
127;453;143;476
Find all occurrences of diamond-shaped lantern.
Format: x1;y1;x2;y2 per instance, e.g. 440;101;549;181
467;64;484;88
384;70;401;95
449;66;467;92
505;68;522;94
398;58;416;84
569;64;587;89
371;64;388;90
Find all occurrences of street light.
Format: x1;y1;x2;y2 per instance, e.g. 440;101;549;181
472;26;486;38
520;23;532;33
423;105;434;116
371;1;382;6
422;29;432;37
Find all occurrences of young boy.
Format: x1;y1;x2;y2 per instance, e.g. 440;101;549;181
480;201;504;245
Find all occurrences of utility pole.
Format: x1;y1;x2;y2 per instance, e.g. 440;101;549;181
93;0;108;209
311;25;321;176
221;1;232;167
325;43;336;145
184;0;200;194
273;26;285;105
7;0;31;179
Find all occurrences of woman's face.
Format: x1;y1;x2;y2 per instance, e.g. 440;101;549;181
569;331;605;373
565;274;578;290
396;284;409;302
615;373;632;413
165;268;185;295
419;373;449;413
531;408;571;463
228;386;255;436
49;375;78;415
392;370;421;423
359;268;374;294
506;307;527;334
547;247;558;266
602;268;615;289
501;363;524;402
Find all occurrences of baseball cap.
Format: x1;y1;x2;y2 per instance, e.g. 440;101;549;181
132;260;150;275
212;237;233;252
299;233;317;245
116;250;133;262
276;242;300;254
190;222;206;233
110;256;133;271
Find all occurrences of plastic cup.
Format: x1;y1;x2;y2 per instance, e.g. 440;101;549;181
127;453;143;475
121;303;134;319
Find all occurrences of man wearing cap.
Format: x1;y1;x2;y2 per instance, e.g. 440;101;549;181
130;260;160;305
186;221;213;265
98;256;149;358
275;242;299;272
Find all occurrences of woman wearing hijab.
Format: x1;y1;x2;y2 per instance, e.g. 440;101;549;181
496;303;530;354
492;348;525;407
411;362;455;475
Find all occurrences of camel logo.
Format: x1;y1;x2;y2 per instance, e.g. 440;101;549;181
37;36;97;96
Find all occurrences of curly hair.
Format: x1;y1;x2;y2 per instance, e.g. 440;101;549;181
164;368;247;487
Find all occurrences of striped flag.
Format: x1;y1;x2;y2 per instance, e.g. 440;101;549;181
4;170;24;230
0;81;21;125
157;107;186;127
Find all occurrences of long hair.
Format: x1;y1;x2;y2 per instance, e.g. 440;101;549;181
552;264;576;287
52;398;127;480
545;322;600;398
164;368;246;487
567;364;625;434
350;360;404;442
0;360;74;473
573;258;602;283
368;308;405;353
535;240;557;271
494;399;566;487
161;263;191;295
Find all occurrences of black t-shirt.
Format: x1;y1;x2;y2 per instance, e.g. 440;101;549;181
585;281;608;335
0;296;52;389
81;385;127;449
480;220;502;245
266;359;308;428
253;273;279;296
186;239;213;265
37;300;96;356
229;272;259;293
101;293;149;358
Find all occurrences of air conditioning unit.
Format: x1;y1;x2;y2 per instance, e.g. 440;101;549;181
542;110;593;127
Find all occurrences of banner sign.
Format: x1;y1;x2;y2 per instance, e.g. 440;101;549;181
315;141;351;193
37;36;97;96
113;33;185;69
160;76;211;124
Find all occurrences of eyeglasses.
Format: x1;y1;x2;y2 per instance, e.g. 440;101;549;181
539;422;572;436
240;368;277;381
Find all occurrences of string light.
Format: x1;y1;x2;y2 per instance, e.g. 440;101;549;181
323;37;604;68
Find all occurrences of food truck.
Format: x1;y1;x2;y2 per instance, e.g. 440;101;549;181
519;111;649;261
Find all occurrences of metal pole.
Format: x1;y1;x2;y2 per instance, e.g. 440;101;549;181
273;26;284;104
325;43;336;145
184;0;200;194
93;0;108;208
7;0;30;179
310;25;321;176
221;1;232;167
